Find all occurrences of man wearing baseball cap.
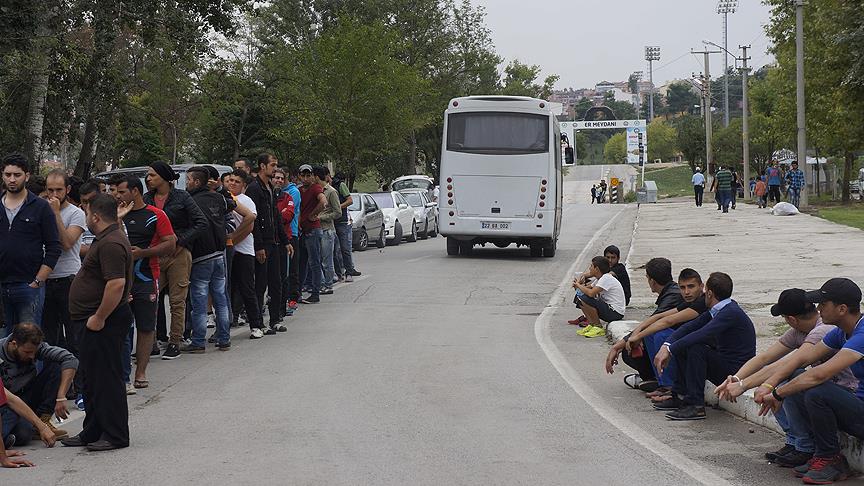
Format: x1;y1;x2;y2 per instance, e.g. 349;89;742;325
753;278;863;484
717;288;856;468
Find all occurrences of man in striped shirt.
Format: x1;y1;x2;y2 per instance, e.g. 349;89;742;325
714;166;734;213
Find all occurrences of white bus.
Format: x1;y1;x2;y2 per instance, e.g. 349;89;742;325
438;96;573;257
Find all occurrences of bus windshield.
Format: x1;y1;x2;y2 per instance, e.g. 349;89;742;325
447;112;549;155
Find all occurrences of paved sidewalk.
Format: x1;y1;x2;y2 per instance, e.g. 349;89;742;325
614;198;864;469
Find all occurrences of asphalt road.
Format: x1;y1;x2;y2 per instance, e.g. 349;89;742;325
11;165;841;485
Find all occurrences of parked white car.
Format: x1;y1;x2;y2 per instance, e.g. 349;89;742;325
398;189;438;239
370;191;418;246
392;175;436;202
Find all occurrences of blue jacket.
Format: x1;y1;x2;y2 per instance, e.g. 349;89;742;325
667;300;756;367
283;183;301;239
0;190;62;284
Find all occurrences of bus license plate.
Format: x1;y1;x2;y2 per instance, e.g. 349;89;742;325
481;221;510;230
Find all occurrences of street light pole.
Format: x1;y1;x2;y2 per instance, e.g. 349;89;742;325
795;0;808;207
717;1;737;128
693;48;721;177
740;45;751;199
644;46;660;121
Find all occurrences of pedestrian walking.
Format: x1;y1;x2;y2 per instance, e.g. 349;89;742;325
590;185;597;204
754;177;768;208
714;166;734;213
785;161;805;208
691;168;705;207
0;154;61;334
62;194;132;451
766;161;783;204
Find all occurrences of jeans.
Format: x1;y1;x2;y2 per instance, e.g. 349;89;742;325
300;229;323;296
644;328;678;388
42;276;74;347
693;185;704;207
789;188;801;208
334;222;354;277
672;343;740;406
321;228;336;287
718;189;732;212
776;383;816;453
190;257;231;347
2;361;62;446
1;281;45;336
797;381;864;456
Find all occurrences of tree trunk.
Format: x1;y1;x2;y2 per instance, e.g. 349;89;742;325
406;130;417;175
23;33;52;171
841;151;853;203
814;147;820;197
74;105;98;179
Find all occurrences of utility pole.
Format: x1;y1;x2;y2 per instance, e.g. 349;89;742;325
795;0;808;207
717;1;737;127
740;45;751;199
645;46;660;121
693;49;721;178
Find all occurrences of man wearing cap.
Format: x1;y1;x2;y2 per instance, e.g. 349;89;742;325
716;288;855;468
144;162;209;360
754;278;864;484
691;167;705;207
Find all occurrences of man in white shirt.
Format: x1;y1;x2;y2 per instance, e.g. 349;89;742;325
573;256;627;338
692;167;706;207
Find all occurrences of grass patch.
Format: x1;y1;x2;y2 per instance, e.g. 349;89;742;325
815;205;864;230
642;165;693;199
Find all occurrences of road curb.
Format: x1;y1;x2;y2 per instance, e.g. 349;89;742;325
607;320;864;469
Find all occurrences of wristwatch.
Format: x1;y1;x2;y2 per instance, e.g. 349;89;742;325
31;278;45;288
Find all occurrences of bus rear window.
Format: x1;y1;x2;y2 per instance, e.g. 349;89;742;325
447;112;549;154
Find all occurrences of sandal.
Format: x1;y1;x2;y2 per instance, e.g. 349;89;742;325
645;387;671;398
133;380;149;389
651;394;673;403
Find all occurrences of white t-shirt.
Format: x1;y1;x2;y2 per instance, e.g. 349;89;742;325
232;193;256;256
50;204;86;278
595;273;627;315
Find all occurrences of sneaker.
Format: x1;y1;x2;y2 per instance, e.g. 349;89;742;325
263;327;277;336
584;326;606;338
775;450;813;468
207;334;217;344
320;288;334;295
665;405;706;421
216;342;231;351
36;414;69;440
288;300;298;310
766;444;796;462
576;325;596;336
75;395;85;411
347;269;361;277
623;374;643;389
162;343;181;360
652;397;683;411
180;343;205;354
150;342;161;356
284;308;294;317
250;328;265;339
568;316;588;326
125;383;137;395
801;454;850;484
271;324;288;333
301;295;320;304
638;380;660;393
206;314;216;328
345;275;354;283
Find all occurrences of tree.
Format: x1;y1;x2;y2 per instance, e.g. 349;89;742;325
501;60;558;99
603;132;627;164
675;115;706;171
664;82;700;116
647;121;677;162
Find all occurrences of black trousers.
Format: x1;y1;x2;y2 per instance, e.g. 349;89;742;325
768;185;781;204
278;244;289;316
693;186;704;207
232;253;262;330
622;348;656;381
75;304;131;447
42;276;75;347
254;243;281;326
672;343;740;407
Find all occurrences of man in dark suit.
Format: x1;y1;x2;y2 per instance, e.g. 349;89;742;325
653;272;756;420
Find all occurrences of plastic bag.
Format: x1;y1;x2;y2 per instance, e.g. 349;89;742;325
771;202;800;216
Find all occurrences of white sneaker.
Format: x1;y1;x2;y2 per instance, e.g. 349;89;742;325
250;328;264;339
206;314;216;328
126;383;137;395
345;275;353;283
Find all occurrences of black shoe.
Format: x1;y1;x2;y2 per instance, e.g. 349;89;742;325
637;380;659;393
271;324;288;332
61;435;88;447
216;342;231;351
347;269;362;277
180;343;205;354
320;288;334;295
263;327;277;336
300;295;320;304
652;397;683;411
161;343;181;360
765;444;796;462
665;405;706;421
150;343;161;356
775;449;813;468
86;439;127;452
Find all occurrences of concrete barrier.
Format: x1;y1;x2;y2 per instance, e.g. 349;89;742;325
606;320;864;469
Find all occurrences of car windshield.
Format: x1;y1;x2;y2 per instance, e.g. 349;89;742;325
392;179;431;191
402;193;423;206
447;112;549;154
348;195;361;211
371;193;394;208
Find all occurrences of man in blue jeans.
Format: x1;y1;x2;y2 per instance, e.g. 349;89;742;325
754;278;864;484
298;164;327;304
0;154;62;335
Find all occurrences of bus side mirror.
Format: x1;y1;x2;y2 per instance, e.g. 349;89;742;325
564;147;575;166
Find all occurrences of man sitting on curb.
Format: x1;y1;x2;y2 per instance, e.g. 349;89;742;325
0;323;77;443
573;256;627;338
654;272;756;420
715;288;855;468
607;268;706;399
604;258;682;392
754;278;864;484
1;375;57;467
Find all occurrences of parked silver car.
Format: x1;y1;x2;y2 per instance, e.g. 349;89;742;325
398;189;438;239
349;193;386;251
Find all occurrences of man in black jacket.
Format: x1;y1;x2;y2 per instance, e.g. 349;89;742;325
144;162;208;360
244;153;287;333
0;154;62;335
605;245;631;306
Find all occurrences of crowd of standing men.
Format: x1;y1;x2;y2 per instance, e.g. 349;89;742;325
0;152;360;466
691;160;806;211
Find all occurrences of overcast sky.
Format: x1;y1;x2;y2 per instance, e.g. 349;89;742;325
471;0;775;89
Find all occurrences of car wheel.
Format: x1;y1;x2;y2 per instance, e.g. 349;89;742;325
420;221;429;240
387;222;402;246
355;228;369;251
376;225;386;248
406;220;418;242
446;236;459;256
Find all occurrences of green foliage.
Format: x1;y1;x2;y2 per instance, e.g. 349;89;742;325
643;165;694;199
674;115;706;171
603;132;627;164
647;121;676;162
501;60;559;99
664;82;700;116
